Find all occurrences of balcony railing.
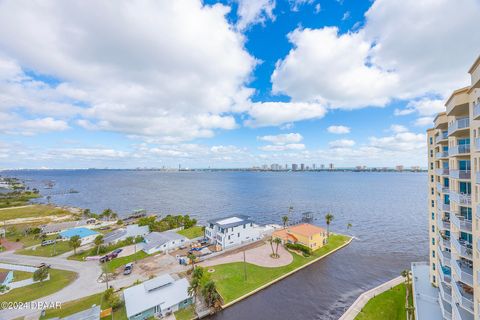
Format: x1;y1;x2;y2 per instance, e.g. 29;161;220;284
452;280;474;314
436;168;449;176
436;182;449;193
438;245;451;267
452;302;474;320
476;138;480;151
452;259;473;287
449;191;471;206
450;213;472;233
449;144;470;156
451;237;473;260
449;169;471;179
436;151;449;159
474;102;480;120
436;131;449;143
448;118;470;136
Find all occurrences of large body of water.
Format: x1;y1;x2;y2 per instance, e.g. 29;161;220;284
3;170;428;319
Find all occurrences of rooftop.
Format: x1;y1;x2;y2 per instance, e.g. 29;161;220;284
287;223;326;237
59;227;99;239
123;274;190;318
208;215;254;228
0;271;11;283
56;305;101;320
143;231;187;251
411;262;443;320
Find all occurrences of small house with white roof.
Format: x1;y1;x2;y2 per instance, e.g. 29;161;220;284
123;274;192;319
205;215;261;249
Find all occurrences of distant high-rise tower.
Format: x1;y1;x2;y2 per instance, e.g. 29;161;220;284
329;163;334;170
292;163;298;171
300;163;305;171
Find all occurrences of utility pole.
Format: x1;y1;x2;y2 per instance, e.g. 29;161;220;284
102;263;109;290
243;250;247;281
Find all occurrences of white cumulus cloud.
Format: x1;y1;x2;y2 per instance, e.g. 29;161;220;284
327;125;350;134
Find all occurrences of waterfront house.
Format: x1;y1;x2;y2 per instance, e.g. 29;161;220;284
205;215;262;249
0;271;13;286
123;274;192;319
103;224;150;244
272;223;327;251
141;231;188;254
59;227;100;245
51;305;100;320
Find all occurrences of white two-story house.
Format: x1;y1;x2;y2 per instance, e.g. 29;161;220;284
205;215;261;249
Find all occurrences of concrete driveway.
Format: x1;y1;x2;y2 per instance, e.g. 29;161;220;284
0;250;145;319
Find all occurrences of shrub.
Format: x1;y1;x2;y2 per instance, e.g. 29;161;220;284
285;243;312;256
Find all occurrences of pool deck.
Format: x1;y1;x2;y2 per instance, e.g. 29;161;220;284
411;261;443;320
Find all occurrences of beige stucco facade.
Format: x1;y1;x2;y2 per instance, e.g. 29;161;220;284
428;55;480;320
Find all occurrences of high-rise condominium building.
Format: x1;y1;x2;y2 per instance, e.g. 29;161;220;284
427;54;480;320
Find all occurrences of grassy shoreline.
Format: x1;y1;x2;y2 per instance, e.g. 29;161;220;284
210;234;352;307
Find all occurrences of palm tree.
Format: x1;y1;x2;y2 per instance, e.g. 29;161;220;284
188;267;204;303
273;237;282;258
102;208;113;220
69;235;81;255
347;222;352;230
94;235;104;255
282;215;289;228
325;213;334;238
187;252;197;271
268;237;275;257
201;280;222;308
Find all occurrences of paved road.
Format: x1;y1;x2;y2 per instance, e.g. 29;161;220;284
0;251;146;319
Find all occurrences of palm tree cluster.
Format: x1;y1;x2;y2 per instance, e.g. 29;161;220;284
268;237;282;258
325;213;334;239
188;266;222;309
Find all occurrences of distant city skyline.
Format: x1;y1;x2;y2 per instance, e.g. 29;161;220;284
0;0;479;169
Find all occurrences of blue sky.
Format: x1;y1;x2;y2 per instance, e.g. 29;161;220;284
0;0;479;169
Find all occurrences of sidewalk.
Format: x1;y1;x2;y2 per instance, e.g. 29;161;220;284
338;276;404;320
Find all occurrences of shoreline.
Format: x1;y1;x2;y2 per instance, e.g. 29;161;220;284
220;235;353;310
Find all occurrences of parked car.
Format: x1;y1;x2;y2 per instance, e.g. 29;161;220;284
99;255;110;263
37;262;51;269
41;239;56;246
123;263;133;275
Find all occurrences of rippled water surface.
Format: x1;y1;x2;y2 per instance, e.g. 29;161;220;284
3;170;428;319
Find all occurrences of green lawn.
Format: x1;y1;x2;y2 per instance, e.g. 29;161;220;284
105;251;149;273
40;291;127;320
0;204;70;220
174;305;195;320
355;283;413;320
0;268;32;281
0;269;77;303
177;225;204;239
0;192;39;208
210;234;350;304
16;240;72;257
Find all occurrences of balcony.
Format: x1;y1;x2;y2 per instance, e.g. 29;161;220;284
439;235;451;250
476;138;480;152
438;293;452;320
473;102;480;120
451;237;473;260
436;196;451;212
437;214;450;231
436;168;449;176
452;259;473;287
439;265;451;284
449;169;471;180
452;280;474;315
450;213;472;233
449;191;471;206
436;131;449;144
439;281;452;303
436;151;449;159
436;182;449;193
438;245;451;267
452;302;474;320
448;118;470;136
449;144;470;157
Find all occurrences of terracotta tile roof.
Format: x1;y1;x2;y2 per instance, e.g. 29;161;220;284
287;223;326;237
0;271;9;283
